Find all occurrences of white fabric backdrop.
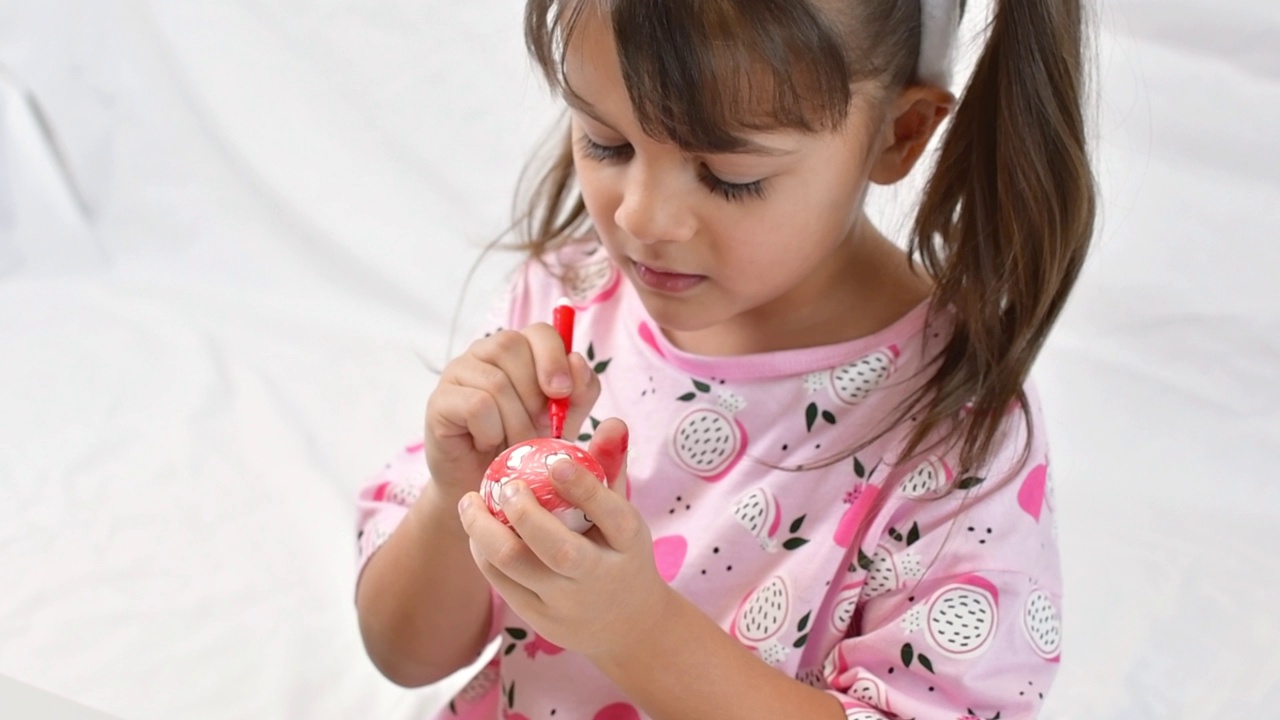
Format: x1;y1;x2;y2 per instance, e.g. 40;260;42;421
1;1;1276;718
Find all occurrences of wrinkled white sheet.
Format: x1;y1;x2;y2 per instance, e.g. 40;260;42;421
0;1;1276;718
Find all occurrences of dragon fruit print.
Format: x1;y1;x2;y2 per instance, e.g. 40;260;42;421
1023;588;1062;661
924;574;1000;659
731;575;792;666
455;660;500;704
862;545;900;600
731;487;782;551
564;252;621;309
828;346;900;404
671;391;748;481
847;674;889;709
829;580;865;633
900;456;955;499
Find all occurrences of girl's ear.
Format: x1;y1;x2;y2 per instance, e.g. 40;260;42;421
868;86;956;185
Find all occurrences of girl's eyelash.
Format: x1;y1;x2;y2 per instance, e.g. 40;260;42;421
577;136;768;203
696;165;767;203
578;135;631;163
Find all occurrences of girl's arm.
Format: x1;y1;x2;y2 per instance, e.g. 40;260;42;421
356;480;493;687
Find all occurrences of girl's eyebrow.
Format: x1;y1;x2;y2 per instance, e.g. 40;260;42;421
563;92;797;158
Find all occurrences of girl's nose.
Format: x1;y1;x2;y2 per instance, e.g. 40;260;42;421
613;165;696;245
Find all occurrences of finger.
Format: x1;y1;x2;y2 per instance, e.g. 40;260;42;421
445;357;540;447
426;384;507;454
587;418;628;487
499;479;597;579
472;553;545;612
459;490;559;591
560;352;602;440
522;322;578;400
549;455;644;553
468;330;548;423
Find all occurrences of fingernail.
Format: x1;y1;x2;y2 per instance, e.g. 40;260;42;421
458;494;473;514
551;460;575;482
550;373;572;395
501;481;524;505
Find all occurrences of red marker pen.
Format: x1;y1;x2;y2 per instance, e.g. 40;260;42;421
549;297;576;440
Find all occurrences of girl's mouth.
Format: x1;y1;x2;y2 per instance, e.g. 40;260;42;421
631;261;706;294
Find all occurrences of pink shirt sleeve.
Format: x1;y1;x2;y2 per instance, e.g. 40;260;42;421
820;399;1062;719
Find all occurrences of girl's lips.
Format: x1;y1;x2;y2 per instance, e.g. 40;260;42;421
631;261;706;294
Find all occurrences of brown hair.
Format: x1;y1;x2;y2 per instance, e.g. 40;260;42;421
514;0;1096;486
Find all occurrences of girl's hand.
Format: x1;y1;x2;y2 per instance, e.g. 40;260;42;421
457;419;672;660
424;325;600;498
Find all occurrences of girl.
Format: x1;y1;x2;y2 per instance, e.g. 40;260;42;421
355;0;1094;718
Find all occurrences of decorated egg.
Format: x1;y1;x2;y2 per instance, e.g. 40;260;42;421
482;438;607;532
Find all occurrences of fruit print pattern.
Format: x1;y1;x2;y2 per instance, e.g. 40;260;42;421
731;487;782;551
803;346;900;405
1023;588;1062;661
671;388;748;481
898;574;1001;659
730;575;793;666
900;456;955;499
563;247;622;309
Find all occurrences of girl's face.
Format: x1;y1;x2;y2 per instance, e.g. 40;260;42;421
564;12;909;356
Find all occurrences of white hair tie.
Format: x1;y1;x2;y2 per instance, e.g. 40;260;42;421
918;0;962;87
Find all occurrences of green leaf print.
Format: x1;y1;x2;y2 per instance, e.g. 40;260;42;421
593;359;612;374
821;410;837;425
783;537;810;551
854;457;866;478
504;643;517;656
693;379;712;393
586;343;596;362
793;633;809;649
789;515;806;534
858;548;874;571
798;611;812;633
504;627;528;641
901;643;914;667
888;527;903;543
578;433;593;443
957;476;986;490
805;402;819;432
590;416;601;429
918;653;935;674
678;392;698;402
906;522;921;546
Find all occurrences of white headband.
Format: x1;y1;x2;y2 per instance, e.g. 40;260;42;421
918;0;962;88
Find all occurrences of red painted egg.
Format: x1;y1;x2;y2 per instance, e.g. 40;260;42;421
482;438;607;532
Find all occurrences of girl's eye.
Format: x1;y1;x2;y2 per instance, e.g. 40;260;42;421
578;135;633;163
577;135;768;203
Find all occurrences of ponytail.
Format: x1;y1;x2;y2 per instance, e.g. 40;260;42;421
904;0;1097;473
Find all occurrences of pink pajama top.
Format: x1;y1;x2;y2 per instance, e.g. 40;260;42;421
356;239;1063;720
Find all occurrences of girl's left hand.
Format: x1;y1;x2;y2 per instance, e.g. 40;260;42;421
457;418;671;660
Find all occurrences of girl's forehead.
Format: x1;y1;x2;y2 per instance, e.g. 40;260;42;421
559;8;858;151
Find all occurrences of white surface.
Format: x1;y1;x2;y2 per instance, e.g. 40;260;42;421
0;1;1277;719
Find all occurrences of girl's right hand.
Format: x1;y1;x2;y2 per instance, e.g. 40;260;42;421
424;325;601;498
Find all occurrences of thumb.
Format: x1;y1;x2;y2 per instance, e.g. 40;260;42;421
587;418;630;501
